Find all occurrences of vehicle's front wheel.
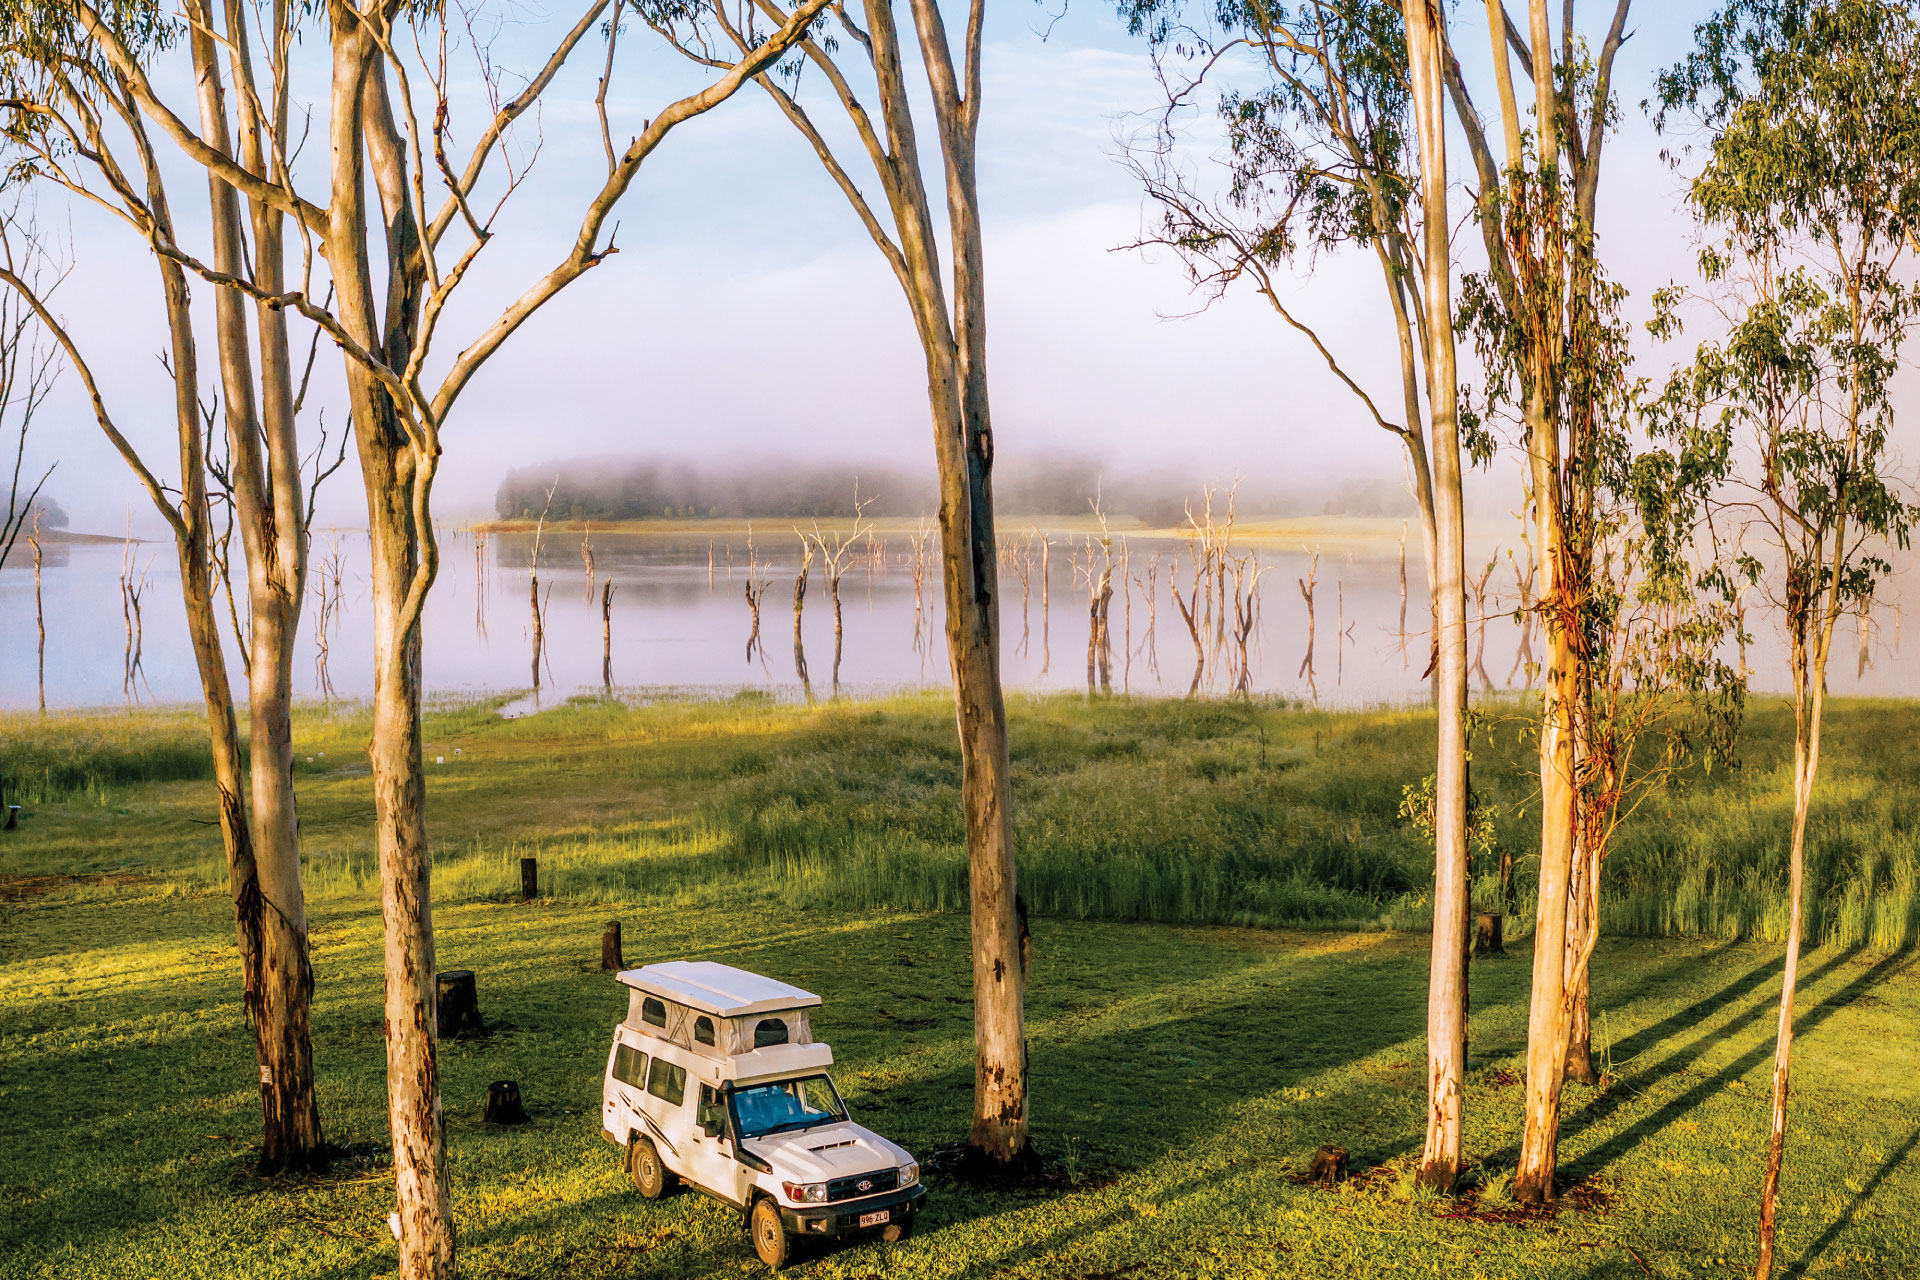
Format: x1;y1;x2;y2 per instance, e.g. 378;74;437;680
750;1197;791;1270
626;1135;670;1199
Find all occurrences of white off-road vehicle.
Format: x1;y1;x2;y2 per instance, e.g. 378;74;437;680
600;961;926;1269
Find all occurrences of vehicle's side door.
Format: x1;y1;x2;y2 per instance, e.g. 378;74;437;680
638;1053;692;1177
605;1034;649;1145
683;1083;751;1207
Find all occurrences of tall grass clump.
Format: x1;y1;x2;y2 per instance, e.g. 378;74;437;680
0;708;212;805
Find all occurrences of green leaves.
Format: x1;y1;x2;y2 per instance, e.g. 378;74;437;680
1654;0;1920;662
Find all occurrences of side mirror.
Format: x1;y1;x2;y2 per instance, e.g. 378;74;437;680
702;1119;723;1139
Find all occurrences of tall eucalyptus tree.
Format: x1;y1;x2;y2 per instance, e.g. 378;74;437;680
1115;0;1476;1187
641;0;1033;1169
0;0;337;1171
21;0;832;1270
1443;0;1636;1203
1654;3;1920;1271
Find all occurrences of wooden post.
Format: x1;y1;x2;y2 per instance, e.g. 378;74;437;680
1474;911;1504;956
436;970;484;1039
483;1080;529;1125
520;857;538;901
601;920;625;971
1308;1145;1349;1185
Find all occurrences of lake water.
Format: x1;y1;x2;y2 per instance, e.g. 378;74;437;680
2;527;1912;711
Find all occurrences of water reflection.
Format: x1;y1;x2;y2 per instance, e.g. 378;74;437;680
1;526;1912;710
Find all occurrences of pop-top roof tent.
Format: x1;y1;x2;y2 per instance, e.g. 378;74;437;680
619;961;822;1018
616;962;829;1080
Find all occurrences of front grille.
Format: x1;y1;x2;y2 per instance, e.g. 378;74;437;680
826;1168;899;1202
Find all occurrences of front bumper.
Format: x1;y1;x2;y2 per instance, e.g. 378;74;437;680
778;1183;926;1236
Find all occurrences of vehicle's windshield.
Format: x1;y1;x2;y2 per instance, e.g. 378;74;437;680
729;1075;845;1138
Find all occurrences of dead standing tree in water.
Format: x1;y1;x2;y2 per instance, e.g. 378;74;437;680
810;492;876;696
1296;545;1318;692
1039;533;1053;674
474;532;490;641
0;280;57;577
1228;553;1270;695
1469;557;1495;691
528;484;556;690
29;511;45;712
313;538;346;705
601;580;616;690
1169;551;1206;696
580;524;596;601
1133;552;1160;678
1002;527;1032;656
792;532;816;698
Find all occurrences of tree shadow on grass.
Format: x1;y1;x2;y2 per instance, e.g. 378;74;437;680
1783;1125;1920;1279
1560;950;1914;1185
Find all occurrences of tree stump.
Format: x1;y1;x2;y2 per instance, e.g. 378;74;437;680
1474;911;1505;955
484;1080;529;1125
437;970;485;1039
3;804;17;831
1308;1145;1348;1186
601;920;625;972
520;857;538;901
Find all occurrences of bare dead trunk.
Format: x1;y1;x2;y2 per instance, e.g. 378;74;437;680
830;573;845;695
530;575;544;688
602;579;615;690
1040;537;1051;675
31;525;43;712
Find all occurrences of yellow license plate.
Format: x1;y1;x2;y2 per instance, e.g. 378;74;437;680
858;1210;890;1228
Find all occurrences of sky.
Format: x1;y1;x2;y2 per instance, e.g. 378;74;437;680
16;0;1727;534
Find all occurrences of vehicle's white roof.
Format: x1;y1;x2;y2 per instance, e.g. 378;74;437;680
616;961;821;1017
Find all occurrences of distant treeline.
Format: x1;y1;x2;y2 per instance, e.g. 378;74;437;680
494;455;1420;524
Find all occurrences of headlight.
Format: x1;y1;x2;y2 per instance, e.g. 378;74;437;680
781;1181;828;1204
898;1162;918;1187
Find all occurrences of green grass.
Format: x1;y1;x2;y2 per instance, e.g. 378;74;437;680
1;692;1918;1277
6;690;1916;948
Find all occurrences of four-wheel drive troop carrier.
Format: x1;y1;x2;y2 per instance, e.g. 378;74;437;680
601;961;926;1269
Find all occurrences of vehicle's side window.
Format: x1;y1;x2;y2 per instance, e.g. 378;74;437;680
641;997;667;1027
612;1042;649;1090
753;1017;789;1048
647;1057;687;1107
694;1015;715;1046
697;1084;726;1134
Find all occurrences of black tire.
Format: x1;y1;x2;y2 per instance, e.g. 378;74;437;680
750;1197;791;1270
881;1212;914;1244
627;1135;670;1199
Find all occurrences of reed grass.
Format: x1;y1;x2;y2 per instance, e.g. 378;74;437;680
6;690;1917;950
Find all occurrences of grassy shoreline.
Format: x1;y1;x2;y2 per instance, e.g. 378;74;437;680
4;690;1916;950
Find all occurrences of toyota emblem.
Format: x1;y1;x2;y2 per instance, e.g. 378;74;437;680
857;1179;872;1192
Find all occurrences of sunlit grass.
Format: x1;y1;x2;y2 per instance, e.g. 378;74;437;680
4;691;1919;1277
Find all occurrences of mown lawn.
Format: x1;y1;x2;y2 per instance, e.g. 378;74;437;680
1;692;1917;1278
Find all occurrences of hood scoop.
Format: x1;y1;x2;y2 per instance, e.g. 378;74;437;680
808;1138;858;1152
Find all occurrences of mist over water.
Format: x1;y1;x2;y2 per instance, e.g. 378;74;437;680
2;528;1912;711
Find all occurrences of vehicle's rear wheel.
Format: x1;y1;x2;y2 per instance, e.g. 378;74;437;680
627;1135;670;1199
750;1197;791;1270
881;1212;914;1243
